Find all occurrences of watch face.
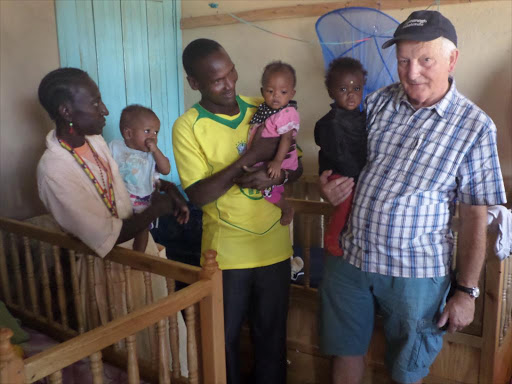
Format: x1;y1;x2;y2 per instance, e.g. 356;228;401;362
472;287;480;298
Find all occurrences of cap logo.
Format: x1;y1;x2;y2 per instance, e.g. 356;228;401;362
402;19;428;29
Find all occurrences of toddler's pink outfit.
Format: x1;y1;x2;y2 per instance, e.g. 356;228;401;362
248;104;300;203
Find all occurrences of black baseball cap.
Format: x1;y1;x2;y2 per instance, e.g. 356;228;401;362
382;10;457;49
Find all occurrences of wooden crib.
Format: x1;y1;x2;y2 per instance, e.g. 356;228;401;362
284;179;512;384
0;216;225;384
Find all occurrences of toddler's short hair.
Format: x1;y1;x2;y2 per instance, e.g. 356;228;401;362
261;61;297;88
325;57;367;90
119;105;158;136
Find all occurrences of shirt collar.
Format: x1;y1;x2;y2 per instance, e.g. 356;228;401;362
394;78;457;118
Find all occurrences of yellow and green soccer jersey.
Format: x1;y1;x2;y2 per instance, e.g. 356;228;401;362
172;95;292;270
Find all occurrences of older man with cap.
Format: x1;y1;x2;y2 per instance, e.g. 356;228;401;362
318;10;507;384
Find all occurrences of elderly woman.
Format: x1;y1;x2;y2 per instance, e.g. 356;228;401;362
36;67;187;359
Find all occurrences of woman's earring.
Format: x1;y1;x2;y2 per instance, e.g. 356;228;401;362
69;122;75;134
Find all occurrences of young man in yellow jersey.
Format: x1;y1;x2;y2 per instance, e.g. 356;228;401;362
173;39;303;384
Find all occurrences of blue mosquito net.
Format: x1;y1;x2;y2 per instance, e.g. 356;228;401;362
316;7;400;102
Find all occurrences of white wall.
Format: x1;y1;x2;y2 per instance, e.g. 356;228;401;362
0;0;60;219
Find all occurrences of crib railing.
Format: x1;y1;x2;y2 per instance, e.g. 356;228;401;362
0;216;226;384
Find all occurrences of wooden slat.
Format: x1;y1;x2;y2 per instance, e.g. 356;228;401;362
303;215;312;288
39;242;53;322
505;258;512;341
104;260;117;324
157;319;171;384
181;0;495;30
124;266;134;314
444;331;483;349
0;231;12;304
0;328;25;383
126;334;139;384
53;246;68;328
479;232;502;384
143;271;158;368
23;280;212;382
54;0;81;68
147;0;173;180
23;237;39;315
69;250;85;334
120;0;152;106
9;234;25;309
104;260;122;351
87;254;100;329
55;0;98;82
74;0;99;83
500;257;508;344
92;0;126;144
185;304;199;384
166;277;181;379
90;351;104;384
199;251;226;384
0;217;202;284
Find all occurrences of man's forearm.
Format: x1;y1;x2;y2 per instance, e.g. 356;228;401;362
456;203;488;287
117;204;165;244
185;155;252;207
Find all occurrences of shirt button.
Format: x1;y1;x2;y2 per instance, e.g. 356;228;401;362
384;170;389;175
366;224;370;229
397;143;403;147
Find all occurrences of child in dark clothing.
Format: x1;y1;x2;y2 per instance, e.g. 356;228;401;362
314;57;368;256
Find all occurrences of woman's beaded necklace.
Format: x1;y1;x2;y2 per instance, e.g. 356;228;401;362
59;138;118;218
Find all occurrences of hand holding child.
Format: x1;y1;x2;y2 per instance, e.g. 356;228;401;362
150;190;178;216
267;160;282;179
159;180;190;224
319;170;354;206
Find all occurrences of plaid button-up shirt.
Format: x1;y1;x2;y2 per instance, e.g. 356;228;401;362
342;80;507;278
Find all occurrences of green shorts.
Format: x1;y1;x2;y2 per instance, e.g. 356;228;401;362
319;256;450;384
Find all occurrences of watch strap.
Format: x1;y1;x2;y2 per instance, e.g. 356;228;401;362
455;284;473;294
455;283;479;298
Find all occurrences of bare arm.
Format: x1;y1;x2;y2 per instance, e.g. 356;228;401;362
146;139;171;175
437;203;488;333
158;180;190;224
267;131;294;179
117;191;176;243
234;157;303;190
185;135;280;207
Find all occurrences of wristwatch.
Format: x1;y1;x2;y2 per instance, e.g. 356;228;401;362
455;284;480;298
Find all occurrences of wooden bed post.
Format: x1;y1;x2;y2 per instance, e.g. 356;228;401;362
0;328;24;383
199;250;226;384
480;231;503;384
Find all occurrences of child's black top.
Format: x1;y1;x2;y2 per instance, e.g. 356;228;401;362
314;104;367;181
